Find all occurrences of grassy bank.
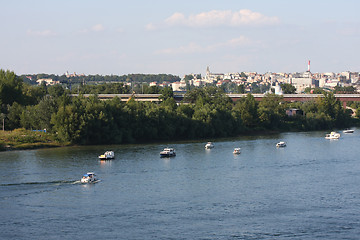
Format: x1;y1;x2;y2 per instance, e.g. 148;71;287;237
0;128;70;151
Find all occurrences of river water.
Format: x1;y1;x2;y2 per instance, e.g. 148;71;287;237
1;129;360;239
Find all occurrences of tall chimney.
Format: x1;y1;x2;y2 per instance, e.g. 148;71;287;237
308;60;310;72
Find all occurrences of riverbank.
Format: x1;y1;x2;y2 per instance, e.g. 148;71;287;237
1;125;357;152
0;129;70;151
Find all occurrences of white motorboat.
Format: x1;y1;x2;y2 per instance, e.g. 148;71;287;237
343;129;354;133
325;132;341;139
276;141;286;147
160;148;176;157
98;151;115;160
80;172;99;183
233;148;241;154
205;142;214;149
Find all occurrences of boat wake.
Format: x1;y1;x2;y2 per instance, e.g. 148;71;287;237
0;180;80;187
0;180;86;200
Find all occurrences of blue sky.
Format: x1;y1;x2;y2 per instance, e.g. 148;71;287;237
1;0;360;77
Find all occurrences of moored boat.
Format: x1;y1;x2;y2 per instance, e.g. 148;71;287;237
233;148;241;154
98;151;115;160
276;141;286;147
325;132;340;139
205;142;214;149
160;148;176;157
80;172;99;183
343;129;354;133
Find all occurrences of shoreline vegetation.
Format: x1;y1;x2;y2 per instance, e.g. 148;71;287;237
0;128;70;151
0;128;280;152
1;69;360;151
0;126;357;152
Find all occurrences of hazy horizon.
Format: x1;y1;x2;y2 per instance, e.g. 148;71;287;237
2;0;360;77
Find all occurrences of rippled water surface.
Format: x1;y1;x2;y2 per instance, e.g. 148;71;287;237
1;130;360;239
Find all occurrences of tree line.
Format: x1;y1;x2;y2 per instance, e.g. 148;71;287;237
1;69;358;145
19;73;181;85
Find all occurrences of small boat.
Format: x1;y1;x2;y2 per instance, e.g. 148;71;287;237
160;148;176;157
205;142;214;149
325;132;341;139
343;129;354;133
98;151;115;160
233;148;241;154
276;141;286;147
80;172;99;183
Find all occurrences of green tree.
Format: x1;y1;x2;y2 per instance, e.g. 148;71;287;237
51;97;86;143
234;94;258;128
0;69;24;107
22;84;47;105
334;86;356;94
280;83;296;94
159;87;174;101
258;94;286;129
6;102;24;130
250;82;261;93
317;92;340;119
237;84;245;94
177;104;194;118
356;107;360;119
48;84;65;98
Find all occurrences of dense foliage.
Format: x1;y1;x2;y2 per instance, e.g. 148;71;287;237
280;83;297;94
333;86;357;94
1;70;359;145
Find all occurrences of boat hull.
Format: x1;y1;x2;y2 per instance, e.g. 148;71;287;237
98;151;115;160
81;179;100;184
160;153;176;158
276;142;286;147
325;136;340;139
160;148;176;158
98;156;115;160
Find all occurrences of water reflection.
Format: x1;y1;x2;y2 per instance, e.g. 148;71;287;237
1;129;360;239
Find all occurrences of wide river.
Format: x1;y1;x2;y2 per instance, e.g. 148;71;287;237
1;129;360;239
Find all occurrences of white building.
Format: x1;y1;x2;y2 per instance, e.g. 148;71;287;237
172;82;181;91
193;79;203;87
350;72;359;83
36;78;59;85
290;72;318;93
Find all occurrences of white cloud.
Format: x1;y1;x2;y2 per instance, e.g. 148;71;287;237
145;23;157;31
156;9;280;29
165;12;186;25
216;36;251;48
79;24;105;34
92;24;104;32
27;29;57;37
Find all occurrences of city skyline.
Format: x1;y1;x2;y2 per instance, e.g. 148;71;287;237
1;0;360;77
